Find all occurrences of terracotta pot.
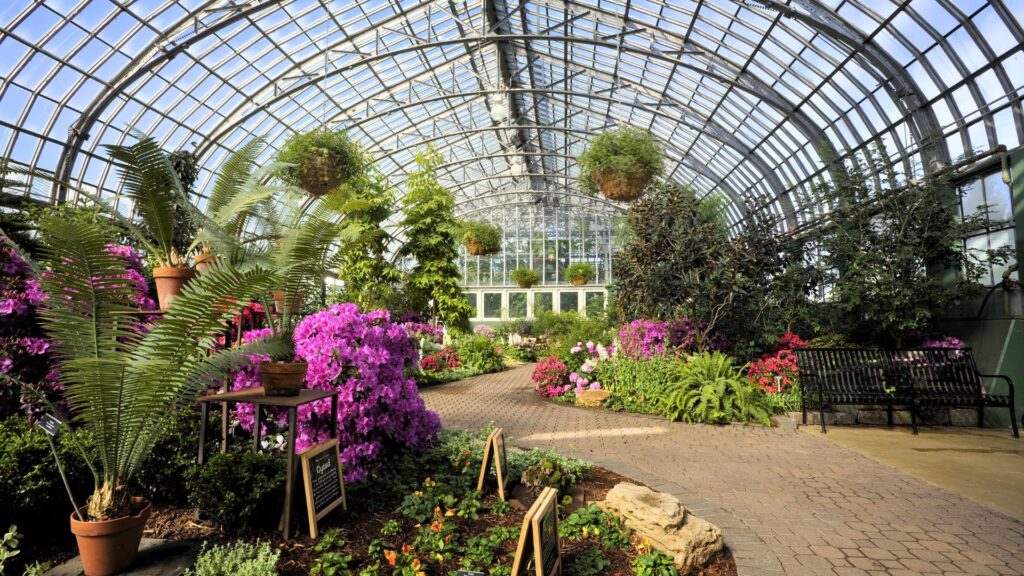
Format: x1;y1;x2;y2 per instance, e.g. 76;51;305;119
593;169;651;202
517;281;535;289
69;498;151;576
194;250;219;273
152;267;195;310
261;361;308;396
570;277;588;287
272;291;303;315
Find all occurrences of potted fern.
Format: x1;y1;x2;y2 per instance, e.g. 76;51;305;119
510;268;539;288
461;220;502;256
104;134;199;310
28;217;285;576
564;262;595;286
276;128;366;197
578;126;664;202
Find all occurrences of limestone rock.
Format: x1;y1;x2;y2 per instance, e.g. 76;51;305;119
600;483;724;571
575;389;610;408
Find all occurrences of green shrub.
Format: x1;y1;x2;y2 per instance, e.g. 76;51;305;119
578;126;664;195
460;220;502;255
276;128;366;196
184;541;279;576
311;528;354;576
564;262;595;285
454;336;504;374
659;353;771;426
632;550;679;576
596;356;675;414
765;384;802;415
509;268;539;288
520;458;574;494
507;447;591;486
188;451;286;531
131;408;210;505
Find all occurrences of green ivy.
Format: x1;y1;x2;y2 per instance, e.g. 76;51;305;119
578;126;664;195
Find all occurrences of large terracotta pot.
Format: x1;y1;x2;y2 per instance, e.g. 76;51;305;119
593;169;651;202
570;277;588;287
261;361;308;396
152;267;195;310
517;281;535;289
194;250;219;273
69;498;151;576
272;291;303;315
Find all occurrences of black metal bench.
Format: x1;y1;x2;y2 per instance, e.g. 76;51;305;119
794;347;1018;438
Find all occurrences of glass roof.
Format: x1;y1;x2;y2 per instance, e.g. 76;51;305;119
1;0;1021;230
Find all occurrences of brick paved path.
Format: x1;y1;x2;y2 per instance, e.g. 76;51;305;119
419;365;1024;576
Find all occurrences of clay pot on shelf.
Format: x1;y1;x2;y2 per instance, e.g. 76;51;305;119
569;277;588;287
152;267;195;310
261;361;308;396
193;250;219;273
69;498;151;576
272;291;303;315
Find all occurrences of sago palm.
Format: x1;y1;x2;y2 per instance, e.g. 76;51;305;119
34;216;287;520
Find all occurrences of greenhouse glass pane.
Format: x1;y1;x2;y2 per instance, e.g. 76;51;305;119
509;292;527;318
559;292;579;314
464;293;478;317
585;292;605;318
534;292;553;314
483;293;502;318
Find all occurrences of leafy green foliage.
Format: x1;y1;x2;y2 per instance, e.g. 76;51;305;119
520;458;575;493
1;525;21;573
659;353;771;426
334;170;402;310
596;356;675;414
814;143;1007;346
34;216;288;519
509;268;539;287
311;529;355;576
187;451;285;531
130;408;213;505
559;504;631;549
578;126;664;195
460;220;502;255
453;335;504;374
461;526;519;571
184;541;280;576
398;150;472;331
632;550;679;576
765;383;802;415
564;262;595;284
507;447;591;486
276;128;367;196
565;545;611;576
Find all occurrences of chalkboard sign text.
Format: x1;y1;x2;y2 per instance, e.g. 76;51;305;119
300;439;347;538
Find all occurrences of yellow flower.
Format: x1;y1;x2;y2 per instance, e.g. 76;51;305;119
445;508;455;517
411;558;421;570
413;491;423;497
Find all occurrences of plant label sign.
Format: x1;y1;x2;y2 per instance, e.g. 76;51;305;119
299;438;347;538
36;413;62;437
456;572;486;576
476;427;510;500
511;487;562;576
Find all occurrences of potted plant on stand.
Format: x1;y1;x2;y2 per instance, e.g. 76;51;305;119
510;268;539;288
578;125;664;202
565;263;595;286
23;216;285;576
103;134;200;309
460;220;502;256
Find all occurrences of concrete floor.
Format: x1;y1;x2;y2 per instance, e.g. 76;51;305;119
802;426;1024;522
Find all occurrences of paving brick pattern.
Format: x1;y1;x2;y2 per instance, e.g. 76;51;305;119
419;365;1024;576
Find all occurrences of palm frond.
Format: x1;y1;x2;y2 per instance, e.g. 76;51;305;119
206;137;265;218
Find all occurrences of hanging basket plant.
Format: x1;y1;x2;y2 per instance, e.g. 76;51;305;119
510;268;539;288
276;128;366;196
565;262;595;286
579;126;664;202
461;220;502;256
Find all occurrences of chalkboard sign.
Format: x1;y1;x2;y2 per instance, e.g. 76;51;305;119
36;413;62;437
457;571;486;576
477;428;510;500
299;439;347;538
511;487;561;576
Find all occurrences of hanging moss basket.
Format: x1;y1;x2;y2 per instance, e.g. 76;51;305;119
276;129;366;197
461;220;502;256
592;168;652;202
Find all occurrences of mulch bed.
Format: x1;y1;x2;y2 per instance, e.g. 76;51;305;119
140;465;736;575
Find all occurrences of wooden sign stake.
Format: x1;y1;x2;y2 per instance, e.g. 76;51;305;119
511;486;562;576
299;439;347;538
477;427;511;500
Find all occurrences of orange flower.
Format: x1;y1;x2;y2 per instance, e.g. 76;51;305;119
411;559;421;570
384;550;397;567
430;518;444;532
402;543;412;554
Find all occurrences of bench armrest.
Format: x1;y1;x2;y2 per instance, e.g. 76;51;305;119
977;372;1015;396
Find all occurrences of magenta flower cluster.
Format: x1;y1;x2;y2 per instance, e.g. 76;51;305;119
532;355;570;398
233;304;441;482
402;321;444;344
616;319;669;360
472;324;496;339
103;244;157;312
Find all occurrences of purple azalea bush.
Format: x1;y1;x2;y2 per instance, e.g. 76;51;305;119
233;304;441;482
616;319;669;359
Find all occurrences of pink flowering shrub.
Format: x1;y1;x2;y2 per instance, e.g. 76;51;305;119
403;321;444;344
565;341;610;394
472;324;496;339
233;304;441;482
616;319;669;359
532;355;570;397
420;348;460;372
747;332;806;392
